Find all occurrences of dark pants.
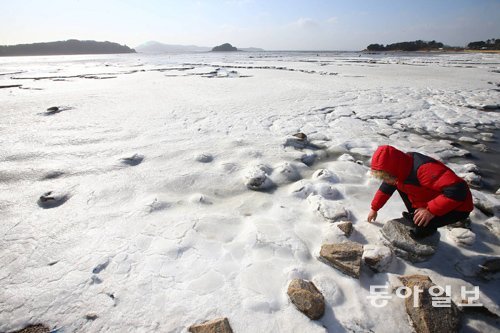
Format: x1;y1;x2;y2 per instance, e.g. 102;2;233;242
398;190;470;234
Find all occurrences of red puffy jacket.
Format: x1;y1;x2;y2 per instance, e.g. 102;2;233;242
370;145;473;216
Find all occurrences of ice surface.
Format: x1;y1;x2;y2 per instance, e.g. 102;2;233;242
0;51;499;332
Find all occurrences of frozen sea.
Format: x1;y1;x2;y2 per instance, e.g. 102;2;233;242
0;51;499;333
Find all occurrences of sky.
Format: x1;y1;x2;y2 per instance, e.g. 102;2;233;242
1;0;499;50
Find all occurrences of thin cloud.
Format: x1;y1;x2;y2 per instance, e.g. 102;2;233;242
327;17;338;24
295;17;318;29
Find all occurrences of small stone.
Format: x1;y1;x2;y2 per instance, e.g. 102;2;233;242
189;318;233;333
85;313;98;320
362;244;393;272
319;241;363;278
460;172;482;188
195;153;213;163
462;163;479;174
484;216;500;237
308;195;349;222
301;153;317;166
244;164;274;191
287;279;325;320
398;274;460;333
189;193;212;205
458;136;478;143
480;258;500;273
447;228;476;246
37;190;69;209
10;325;50;333
290;180;315;199
455;256;500;280
480;134;495;142
380;218;439;263
270;162;302;184
473;143;488;152
45;106;62;115
292;132;307;141
314;183;342;200
311;169;339;183
336;221;353;237
337;153;355;162
120;153;144;166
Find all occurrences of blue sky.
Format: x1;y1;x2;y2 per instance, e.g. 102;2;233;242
1;0;499;50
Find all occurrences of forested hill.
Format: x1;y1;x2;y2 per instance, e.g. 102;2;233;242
0;40;136;56
366;40;444;51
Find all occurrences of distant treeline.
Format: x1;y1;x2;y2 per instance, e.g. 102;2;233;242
367;38;500;52
467;39;500;50
0;40;136;56
366;40;444;52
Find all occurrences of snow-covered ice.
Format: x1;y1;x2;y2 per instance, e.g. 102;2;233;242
1;51;499;332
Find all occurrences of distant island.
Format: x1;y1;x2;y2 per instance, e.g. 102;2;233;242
0;40;136;57
212;43;238;52
366;38;500;52
366;40;444;52
467;38;500;50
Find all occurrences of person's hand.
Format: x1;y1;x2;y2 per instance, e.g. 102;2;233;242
413;208;434;227
367;209;377;222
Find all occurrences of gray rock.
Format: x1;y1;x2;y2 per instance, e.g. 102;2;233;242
292;132;307;141
319;241;363;278
458;136;478;143
270;162;302;184
380;218;440;263
195;153;213;163
311;168;339;183
484;216;500;237
337;153;355;162
447;228;476;246
336;221;353;237
45;106;61;115
460;172;482;188
473;143;488;152
308;195;349;222
287;279;325;320
300;153;317;166
472;189;500;216
244;165;275;191
398;274;461;333
189;318;233;333
37;190;69;209
362;244;393;272
314;183;342;200
85;313;98;321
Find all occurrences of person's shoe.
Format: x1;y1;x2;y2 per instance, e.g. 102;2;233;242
446;217;472;230
410;228;437;240
402;211;414;222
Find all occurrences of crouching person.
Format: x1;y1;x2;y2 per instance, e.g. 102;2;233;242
367;145;473;239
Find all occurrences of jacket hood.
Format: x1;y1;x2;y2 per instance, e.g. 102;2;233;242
371;145;412;181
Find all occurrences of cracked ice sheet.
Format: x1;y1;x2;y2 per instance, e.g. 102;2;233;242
0;52;499;333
